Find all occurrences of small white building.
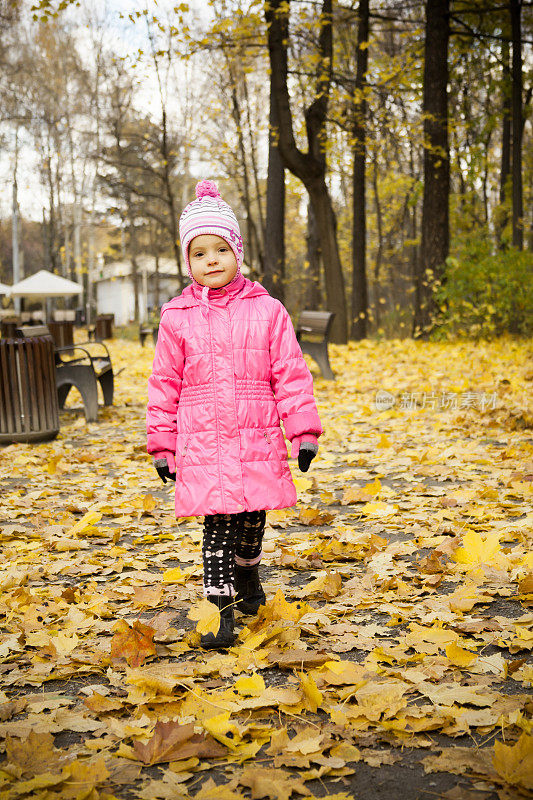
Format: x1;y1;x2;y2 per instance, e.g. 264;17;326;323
94;255;251;326
94;255;185;326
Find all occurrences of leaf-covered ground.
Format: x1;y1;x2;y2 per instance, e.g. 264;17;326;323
0;336;532;800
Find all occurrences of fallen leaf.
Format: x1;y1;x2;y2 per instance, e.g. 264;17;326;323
133;720;226;765
493;732;533;791
110;619;157;667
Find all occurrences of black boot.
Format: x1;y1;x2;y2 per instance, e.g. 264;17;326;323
199;595;236;650
234;565;266;616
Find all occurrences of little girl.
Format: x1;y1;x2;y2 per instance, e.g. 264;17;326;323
146;180;323;650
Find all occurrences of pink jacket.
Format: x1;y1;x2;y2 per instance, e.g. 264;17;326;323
146;271;323;517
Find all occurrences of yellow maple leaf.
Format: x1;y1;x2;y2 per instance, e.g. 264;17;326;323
407;623;458;646
292;475;313;492
239;765;309;800
518;573;533;594
46;454;63;475
195;778;245;799
234;673;265;697
188;599;221;636
299;507;334;525
300;671;322;712
162;567;187;584
454;530;505;566
261;589;311;622
202;711;242;750
52;632;79;656
143;494;157;512
445;641;477;667
300;570;342;598
493;732;533;790
67;510;102;535
63;754;109;788
110;619;156;667
342;477;382;504
360;501;397;517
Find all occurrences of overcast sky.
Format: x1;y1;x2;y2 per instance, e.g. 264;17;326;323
0;0;212;222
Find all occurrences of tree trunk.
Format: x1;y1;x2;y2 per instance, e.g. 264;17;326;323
510;0;523;250
371;148;383;330
500;36;511;206
160;110;184;289
242;71;266;259
351;0;369;341
154;250;160;313
127;199;139;323
308;177;346;334
266;0;348;343
73;203;82;290
305;200;321;309
228;70;256;270
264;70;286;302
497;34;511;249
413;0;450;338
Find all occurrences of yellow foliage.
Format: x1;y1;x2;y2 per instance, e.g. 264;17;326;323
493;733;533;790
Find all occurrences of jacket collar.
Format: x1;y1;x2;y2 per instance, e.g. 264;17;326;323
191;269;246;307
161;271;269;316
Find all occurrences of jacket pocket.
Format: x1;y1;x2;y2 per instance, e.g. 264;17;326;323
176;435;192;481
262;428;282;476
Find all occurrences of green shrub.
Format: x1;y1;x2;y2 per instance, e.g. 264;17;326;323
435;241;533;338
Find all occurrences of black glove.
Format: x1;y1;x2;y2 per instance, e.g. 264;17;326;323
298;443;318;473
154;458;176;483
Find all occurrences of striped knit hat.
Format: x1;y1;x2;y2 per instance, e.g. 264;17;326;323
179;180;244;282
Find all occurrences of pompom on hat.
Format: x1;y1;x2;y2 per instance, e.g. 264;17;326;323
179;180;244;283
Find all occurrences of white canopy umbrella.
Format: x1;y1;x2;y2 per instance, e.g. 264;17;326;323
9;270;82;297
0;282;11;295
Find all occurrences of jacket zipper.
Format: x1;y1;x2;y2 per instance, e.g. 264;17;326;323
264;429;283;475
177;436;191;481
263;429;276;454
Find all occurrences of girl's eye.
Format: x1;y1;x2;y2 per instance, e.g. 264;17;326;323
219;248;228;252
193;252;203;258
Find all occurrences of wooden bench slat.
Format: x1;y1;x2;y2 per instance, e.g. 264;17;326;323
0;335;60;443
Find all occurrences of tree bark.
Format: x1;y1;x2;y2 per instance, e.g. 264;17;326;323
500;36;511;206
264;63;286;302
413;0;450;338
266;0;347;343
372;148;383;330
305;200;321;309
242;71;266;260
128;202;139;323
351;0;370;340
160;110;183;289
228;72;256;270
510;0;523;250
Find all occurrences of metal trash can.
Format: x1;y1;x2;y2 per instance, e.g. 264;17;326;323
1;319;19;339
48;320;74;348
0;335;60;443
95;314;114;340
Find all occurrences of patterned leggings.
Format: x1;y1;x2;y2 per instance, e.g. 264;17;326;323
202;510;266;597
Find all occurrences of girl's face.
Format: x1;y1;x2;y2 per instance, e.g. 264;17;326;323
189;234;238;288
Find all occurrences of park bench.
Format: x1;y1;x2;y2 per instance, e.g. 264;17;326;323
295;310;336;381
139;324;159;347
17;325;114;423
